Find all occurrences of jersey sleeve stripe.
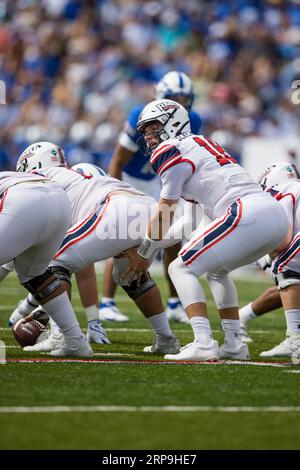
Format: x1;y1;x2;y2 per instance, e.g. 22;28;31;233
150;144;176;164
158;157;195;176
151;147;181;174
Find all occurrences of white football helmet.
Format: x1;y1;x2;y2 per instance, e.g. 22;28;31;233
16;142;66;172
155;71;194;110
137;99;191;147
72;162;106;177
259;161;300;191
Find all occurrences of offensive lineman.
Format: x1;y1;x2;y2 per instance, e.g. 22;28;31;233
0;170;92;357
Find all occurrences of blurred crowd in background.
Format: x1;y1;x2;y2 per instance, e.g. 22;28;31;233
0;0;300;170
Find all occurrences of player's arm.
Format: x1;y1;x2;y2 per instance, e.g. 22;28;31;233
108;143;134;180
121;162;193;284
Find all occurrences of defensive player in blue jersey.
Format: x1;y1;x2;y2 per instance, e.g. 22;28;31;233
100;71;202;323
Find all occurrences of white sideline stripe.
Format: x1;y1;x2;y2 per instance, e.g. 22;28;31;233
285;370;300;374
0;405;300;414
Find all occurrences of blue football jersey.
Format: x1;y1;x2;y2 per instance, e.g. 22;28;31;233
122;106;202;181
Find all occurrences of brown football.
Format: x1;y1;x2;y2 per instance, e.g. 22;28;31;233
12;318;48;347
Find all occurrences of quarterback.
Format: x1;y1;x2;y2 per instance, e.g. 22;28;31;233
122;99;289;361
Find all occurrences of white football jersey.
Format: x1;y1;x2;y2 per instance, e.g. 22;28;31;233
0;171;48;194
150;134;261;219
267;180;300;235
30;166;146;223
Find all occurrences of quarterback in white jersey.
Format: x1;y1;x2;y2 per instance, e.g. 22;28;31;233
122;99;289;362
0;171;91;357
16;142;181;355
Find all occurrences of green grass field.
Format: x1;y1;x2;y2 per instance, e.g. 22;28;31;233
0;271;299;450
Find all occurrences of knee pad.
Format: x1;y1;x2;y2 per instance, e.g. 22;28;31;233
22;269;63;303
122;272;156;300
50;265;71;287
275;270;300;290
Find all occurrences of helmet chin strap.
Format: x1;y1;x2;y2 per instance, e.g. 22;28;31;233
175;120;190;136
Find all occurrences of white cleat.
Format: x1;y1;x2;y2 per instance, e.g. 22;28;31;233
240;325;253;344
8;301;27;327
219;341;250;360
87;320;110;344
260;335;300;358
23;331;63;352
143;334;180;354
166;300;189;323
165;340;219;361
50;334;93;357
99;301;128;322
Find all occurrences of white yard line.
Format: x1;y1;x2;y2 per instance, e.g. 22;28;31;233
0;405;299;414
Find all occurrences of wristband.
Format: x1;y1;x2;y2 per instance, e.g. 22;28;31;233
137;234;162;259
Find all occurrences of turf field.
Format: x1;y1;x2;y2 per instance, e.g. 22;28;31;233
0;271;299;450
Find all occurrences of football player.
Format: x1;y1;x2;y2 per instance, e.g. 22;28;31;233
16;142;181;355
103;71;202;323
242;162;300;358
6;162;110;347
121;99;289;361
0;170;92;357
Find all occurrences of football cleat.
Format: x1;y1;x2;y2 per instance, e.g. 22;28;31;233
23;331;63;352
143;334;180;354
86;320;110;344
99;300;128;322
8;301;27;327
260;334;300;358
166;300;189;323
219;341;250;360
165;340;219;361
50;334;93;357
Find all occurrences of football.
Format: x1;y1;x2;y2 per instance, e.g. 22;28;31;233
12;317;48;347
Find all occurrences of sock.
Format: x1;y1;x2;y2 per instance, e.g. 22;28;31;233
85;305;99;322
190;316;212;345
148;312;172;336
285;309;300;336
19;294;39;315
101;297;115;306
43;292;82;338
167;297;180;306
222;319;241;343
50;317;61;337
239;303;257;324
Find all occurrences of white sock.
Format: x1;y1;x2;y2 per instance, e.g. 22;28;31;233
239;303;257;324
222;319;241;343
85;305;99;322
19;294;39;315
43;292;82;338
190;316;213;345
168;297;180;303
102;297;115;304
50;317;61;337
148;312;172;336
285;309;300;336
